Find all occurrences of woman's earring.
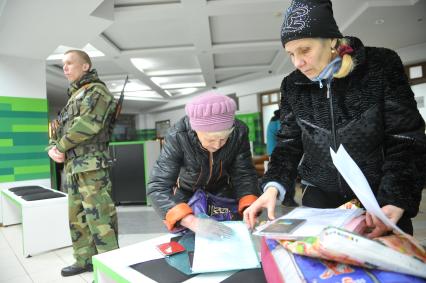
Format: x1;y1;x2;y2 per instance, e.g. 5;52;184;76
331;48;337;54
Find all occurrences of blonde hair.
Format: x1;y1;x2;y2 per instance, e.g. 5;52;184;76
333;38;356;78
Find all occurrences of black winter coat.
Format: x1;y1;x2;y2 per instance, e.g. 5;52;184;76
148;116;260;224
263;37;426;218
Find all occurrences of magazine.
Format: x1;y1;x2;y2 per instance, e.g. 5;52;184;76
319;227;426;278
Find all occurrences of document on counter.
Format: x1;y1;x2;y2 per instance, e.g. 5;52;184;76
330;145;404;234
191;221;260;273
253;207;363;239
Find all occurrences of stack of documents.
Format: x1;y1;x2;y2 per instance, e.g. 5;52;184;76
254;207;364;240
330;145;404;234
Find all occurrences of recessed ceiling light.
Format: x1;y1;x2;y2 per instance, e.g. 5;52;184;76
107;79;150;92
162;82;206;89
146;69;202;76
151;77;170;85
375;19;384;25
47;43;105;60
113;90;162;100
130;58;154;73
178;88;198;95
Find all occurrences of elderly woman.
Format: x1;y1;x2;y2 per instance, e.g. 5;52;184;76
148;92;260;238
244;0;426;238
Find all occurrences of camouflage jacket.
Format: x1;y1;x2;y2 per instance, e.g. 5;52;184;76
49;70;117;174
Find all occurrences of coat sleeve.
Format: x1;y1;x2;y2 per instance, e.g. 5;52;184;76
266;120;278;155
228;122;260;213
147;130;193;230
376;48;426;218
56;86;115;153
261;77;304;198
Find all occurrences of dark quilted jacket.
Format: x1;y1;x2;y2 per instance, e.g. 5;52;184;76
262;37;426;218
148;116;260;220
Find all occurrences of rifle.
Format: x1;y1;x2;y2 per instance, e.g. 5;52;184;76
111;75;129;125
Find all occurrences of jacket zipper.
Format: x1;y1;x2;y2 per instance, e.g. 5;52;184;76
327;81;345;197
206;152;213;184
327;81;337;150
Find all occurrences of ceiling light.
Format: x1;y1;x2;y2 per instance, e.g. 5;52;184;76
178;88;198;95
107;79;150;92
114;96;152;101
375;19;384;25
130;58;154;73
151;77;170;85
146;69;202;76
162;82;206;89
113;90;162;100
47;43;105;60
126;81;149;91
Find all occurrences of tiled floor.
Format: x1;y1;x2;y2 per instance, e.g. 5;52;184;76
0;206;164;283
1;189;425;282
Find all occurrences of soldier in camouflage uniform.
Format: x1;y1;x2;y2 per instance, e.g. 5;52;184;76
47;50;119;277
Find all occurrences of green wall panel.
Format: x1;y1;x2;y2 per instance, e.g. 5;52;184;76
0;96;50;182
0;145;46;154
0;139;13;147
1;132;49;145
13;124;48;132
0;158;49;168
0;103;11;111
236;112;265;156
0;111;47;118
0;168;13;175
135;129;156;141
0;175;14;182
0;96;48;112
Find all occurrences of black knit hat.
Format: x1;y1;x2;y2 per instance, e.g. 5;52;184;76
280;0;343;46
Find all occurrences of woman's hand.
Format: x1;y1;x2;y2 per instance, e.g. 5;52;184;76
180;214;233;240
365;205;404;238
243;187;278;229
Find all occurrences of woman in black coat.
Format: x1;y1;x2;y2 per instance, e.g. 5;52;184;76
148;93;260;239
244;0;426;238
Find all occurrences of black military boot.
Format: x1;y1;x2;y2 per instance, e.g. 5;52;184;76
61;263;93;277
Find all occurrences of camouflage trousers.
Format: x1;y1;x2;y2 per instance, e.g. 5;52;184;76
65;164;119;267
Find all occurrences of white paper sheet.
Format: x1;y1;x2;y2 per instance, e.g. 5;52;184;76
191;221;260;273
330;145;404;234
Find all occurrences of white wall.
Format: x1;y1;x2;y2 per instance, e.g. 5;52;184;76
238;93;259;114
133;107;182;131
148;73;283;115
136;93;261;130
148;107;185;129
412;83;426;125
135;113;155;130
0;55;46;99
134;73;283;130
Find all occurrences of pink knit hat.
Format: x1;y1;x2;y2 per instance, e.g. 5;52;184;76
185;92;236;132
